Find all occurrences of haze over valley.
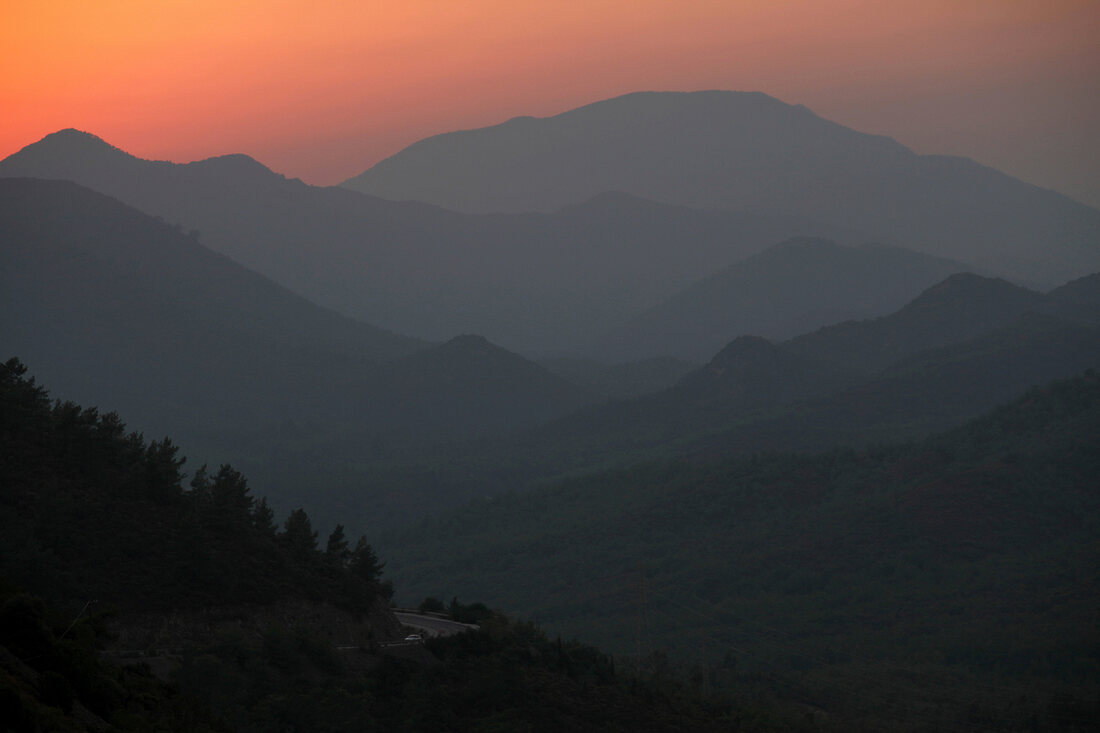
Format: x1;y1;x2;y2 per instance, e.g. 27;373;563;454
3;3;1099;727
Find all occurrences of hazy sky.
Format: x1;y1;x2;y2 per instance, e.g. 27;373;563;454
3;0;1098;207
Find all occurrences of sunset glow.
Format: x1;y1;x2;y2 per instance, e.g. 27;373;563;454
3;0;1098;204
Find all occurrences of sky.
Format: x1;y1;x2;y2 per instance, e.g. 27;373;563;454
3;0;1099;207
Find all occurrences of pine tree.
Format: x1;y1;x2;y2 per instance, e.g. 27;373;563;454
350;537;384;586
282;508;317;557
211;464;253;524
325;524;351;567
252;497;277;536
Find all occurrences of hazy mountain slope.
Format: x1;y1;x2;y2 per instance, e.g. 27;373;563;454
0;130;855;354
370;335;597;438
1046;272;1100;327
503;336;854;475
783;273;1050;373
0;178;422;433
1049;272;1100;307
0;179;599;519
317;272;1098;535
463;275;1099;492
691;312;1100;459
540;355;699;399
596;237;971;361
344;90;1100;286
381;370;1100;729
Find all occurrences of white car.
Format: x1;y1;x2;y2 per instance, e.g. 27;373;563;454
404;634;423;643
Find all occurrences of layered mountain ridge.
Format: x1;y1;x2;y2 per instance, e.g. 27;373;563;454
344;90;1100;286
595;236;973;361
1;127;855;354
0;178;597;520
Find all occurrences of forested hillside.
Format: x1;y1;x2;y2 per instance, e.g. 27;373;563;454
0;358;758;732
0;358;391;616
384;370;1100;731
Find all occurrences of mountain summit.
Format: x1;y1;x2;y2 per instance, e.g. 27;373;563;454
343;91;902;213
0;127;283;192
342;90;1100;285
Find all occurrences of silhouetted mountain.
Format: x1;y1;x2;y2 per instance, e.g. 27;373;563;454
344;90;1100;286
0;179;598;519
596;237;970;361
783;272;1050;373
0;130;856;355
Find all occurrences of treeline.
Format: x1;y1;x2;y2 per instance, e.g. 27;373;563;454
0;357;388;615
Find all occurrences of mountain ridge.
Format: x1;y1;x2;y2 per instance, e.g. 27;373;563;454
593;236;972;361
342;90;1100;286
0;178;599;525
1;127;863;354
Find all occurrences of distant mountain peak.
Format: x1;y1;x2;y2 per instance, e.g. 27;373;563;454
903;272;1035;312
187;153;278;177
41;127;115;147
761;236;841;255
1;129;282;185
582;89;798;111
710;335;777;366
44;127;110;144
929;271;996;288
443;333;496;350
1048;272;1100;307
432;334;521;362
2;128;139;171
340;89;1100;286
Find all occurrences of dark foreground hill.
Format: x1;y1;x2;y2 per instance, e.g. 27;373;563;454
0;360;747;732
344;90;1100;286
383;370;1100;731
0;131;855;354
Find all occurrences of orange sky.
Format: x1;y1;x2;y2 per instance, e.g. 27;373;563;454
3;0;1099;206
